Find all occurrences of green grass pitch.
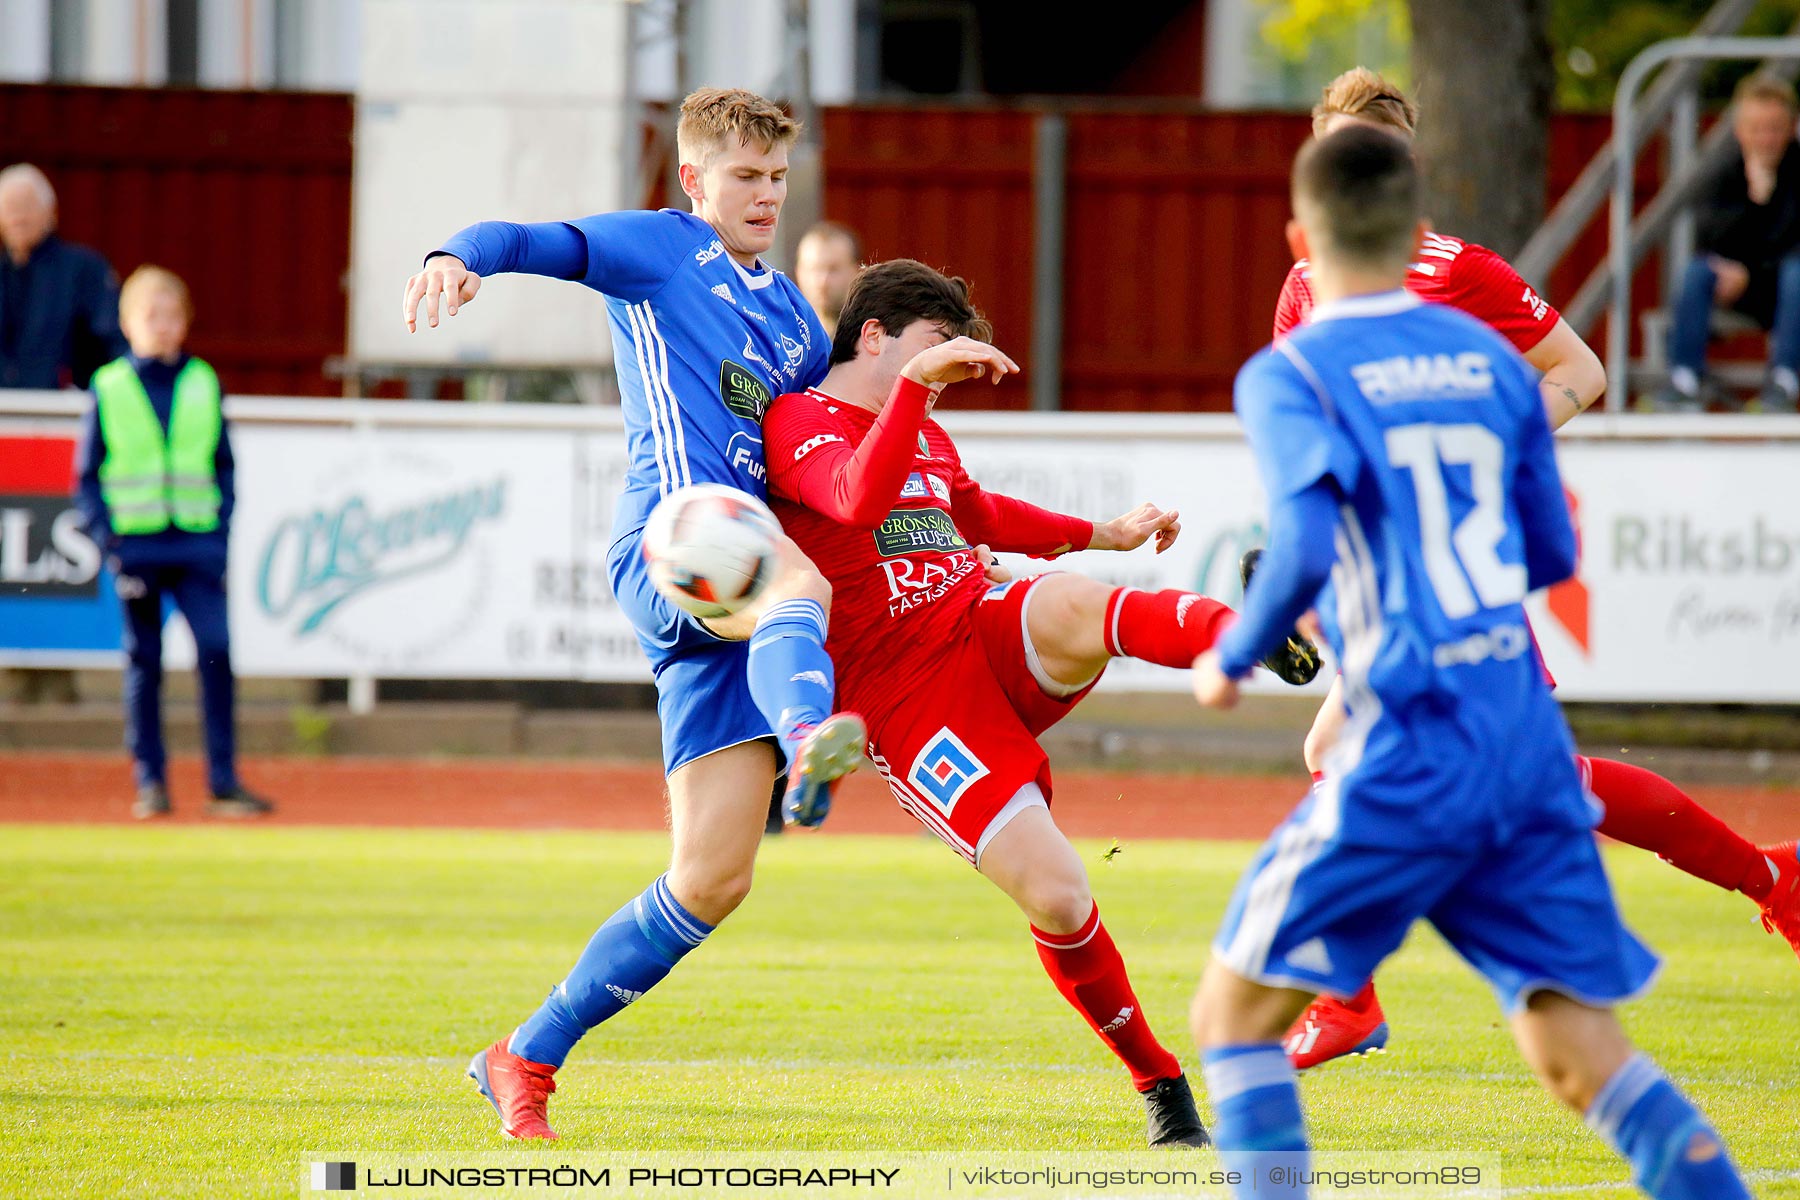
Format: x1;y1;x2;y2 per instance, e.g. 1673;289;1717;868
3;823;1796;1198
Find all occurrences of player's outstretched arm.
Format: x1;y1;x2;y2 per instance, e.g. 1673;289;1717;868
1089;501;1180;554
1526;319;1606;430
403;254;482;332
403;219;591;332
900;336;1020;390
1194;482;1337;709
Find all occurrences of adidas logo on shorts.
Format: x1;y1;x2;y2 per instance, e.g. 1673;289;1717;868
606;984;644;1005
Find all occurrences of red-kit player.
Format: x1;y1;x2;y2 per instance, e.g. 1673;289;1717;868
762;259;1318;1148
1271;68;1799;1070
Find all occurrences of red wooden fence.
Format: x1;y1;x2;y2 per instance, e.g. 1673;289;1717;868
0;84;352;397
1;85;1651;409
825;105;1650;412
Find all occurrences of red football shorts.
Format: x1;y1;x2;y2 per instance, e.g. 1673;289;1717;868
864;575;1101;865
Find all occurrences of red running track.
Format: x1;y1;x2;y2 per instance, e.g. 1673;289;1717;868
2;752;1795;844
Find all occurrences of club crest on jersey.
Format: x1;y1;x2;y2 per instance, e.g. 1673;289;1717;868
898;471;951;503
873;508;968;557
719;359;774;421
916;432;931;458
909;728;989;813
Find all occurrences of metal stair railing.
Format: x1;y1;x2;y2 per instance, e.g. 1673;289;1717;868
1514;0;1758;291
1599;35;1800;411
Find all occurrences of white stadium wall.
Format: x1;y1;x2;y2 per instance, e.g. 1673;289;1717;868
347;0;630;370
5;393;1800;702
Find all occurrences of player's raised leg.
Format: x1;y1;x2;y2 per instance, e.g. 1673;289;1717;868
704;533;864;827
979;800;1209;1147
1582;756;1800;958
471;739;774;1139
1020;571;1316;692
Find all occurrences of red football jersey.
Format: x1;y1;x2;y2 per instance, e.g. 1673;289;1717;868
1272;231;1560;353
763;383;1091;720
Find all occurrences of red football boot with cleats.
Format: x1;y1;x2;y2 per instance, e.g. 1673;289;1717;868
1283;981;1389;1070
1756;841;1800;960
468;1034;559;1140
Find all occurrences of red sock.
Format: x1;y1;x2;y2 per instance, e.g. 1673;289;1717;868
1031;903;1180;1091
1101;588;1233;669
1584;756;1773;901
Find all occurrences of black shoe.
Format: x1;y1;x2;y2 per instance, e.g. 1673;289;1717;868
1239;549;1323;685
1141;1072;1211;1148
132;783;171;820
206;786;275;819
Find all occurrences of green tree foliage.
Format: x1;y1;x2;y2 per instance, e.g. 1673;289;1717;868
1256;0;1800;111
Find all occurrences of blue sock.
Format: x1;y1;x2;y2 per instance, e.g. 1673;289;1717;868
1201;1043;1309;1199
1585;1054;1750;1200
510;874;713;1068
746;598;835;762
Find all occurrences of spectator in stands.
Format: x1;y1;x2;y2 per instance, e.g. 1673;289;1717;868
0;163;126;390
75;266;273;821
795;220;861;339
1659;74;1800;411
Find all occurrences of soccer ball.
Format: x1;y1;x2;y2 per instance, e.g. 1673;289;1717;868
642;483;782;619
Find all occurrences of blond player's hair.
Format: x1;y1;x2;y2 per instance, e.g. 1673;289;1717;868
119;265;193;321
1733;72;1798;113
676;88;801;168
1312;67;1419;138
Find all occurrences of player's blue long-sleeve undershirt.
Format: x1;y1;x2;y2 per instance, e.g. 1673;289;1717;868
1216;481;1340;679
432;220;589;281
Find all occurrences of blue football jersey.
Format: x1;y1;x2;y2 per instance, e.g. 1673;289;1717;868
1236;290;1580;842
563;209;831;540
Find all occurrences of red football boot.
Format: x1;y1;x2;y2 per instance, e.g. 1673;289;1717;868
467;1034;559;1140
1756;841;1800;960
1284;982;1389;1070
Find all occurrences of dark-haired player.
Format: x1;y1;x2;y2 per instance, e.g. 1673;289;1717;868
762;257;1318;1149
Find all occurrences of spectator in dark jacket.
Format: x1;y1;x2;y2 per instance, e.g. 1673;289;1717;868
1660;75;1800;411
0;162;127;390
75;265;273;821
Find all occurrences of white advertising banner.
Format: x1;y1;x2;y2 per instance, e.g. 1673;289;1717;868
227;425;646;681
1519;440;1800;702
949;430;1800;702
11;390;1800;701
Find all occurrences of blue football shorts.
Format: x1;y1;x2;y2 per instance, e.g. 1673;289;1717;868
1212;765;1661;1016
607;528;777;778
